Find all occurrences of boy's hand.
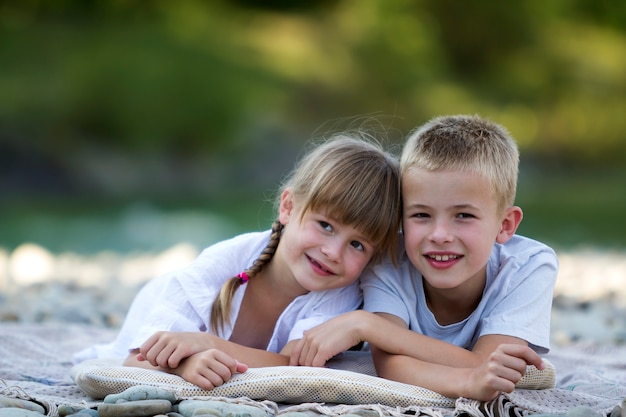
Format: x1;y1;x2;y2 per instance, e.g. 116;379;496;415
289;311;364;367
138;331;219;369
174;349;248;390
466;344;544;401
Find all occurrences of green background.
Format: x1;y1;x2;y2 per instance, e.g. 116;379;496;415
1;0;625;254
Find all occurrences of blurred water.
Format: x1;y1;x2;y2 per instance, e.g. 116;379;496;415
0;202;241;255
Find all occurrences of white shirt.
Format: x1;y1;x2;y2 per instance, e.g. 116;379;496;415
361;234;558;353
74;230;361;362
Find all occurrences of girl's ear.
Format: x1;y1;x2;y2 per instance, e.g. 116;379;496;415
278;189;294;225
496;206;523;244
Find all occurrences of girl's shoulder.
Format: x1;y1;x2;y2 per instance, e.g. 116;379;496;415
197;229;272;259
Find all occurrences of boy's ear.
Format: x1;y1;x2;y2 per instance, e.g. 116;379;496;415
496;206;523;244
278;189;294;224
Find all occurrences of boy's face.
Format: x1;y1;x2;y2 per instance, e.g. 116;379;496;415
401;167;510;293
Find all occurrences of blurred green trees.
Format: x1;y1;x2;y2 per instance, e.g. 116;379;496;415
1;0;625;249
2;0;625;163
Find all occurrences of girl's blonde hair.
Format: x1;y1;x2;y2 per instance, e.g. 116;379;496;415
210;134;401;334
401;114;519;213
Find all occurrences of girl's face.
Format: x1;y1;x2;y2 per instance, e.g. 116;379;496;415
277;189;376;293
401;167;520;296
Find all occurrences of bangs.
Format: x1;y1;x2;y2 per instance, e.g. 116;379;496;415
304;159;398;255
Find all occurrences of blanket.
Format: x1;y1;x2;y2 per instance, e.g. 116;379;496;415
1;323;625;417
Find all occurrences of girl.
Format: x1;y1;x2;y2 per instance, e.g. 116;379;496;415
74;134;401;391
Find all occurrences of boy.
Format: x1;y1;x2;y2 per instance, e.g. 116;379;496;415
290;115;558;402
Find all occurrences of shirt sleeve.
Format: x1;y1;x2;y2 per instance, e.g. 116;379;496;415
287;282;362;342
360;260;414;326
480;244;558;353
116;270;209;353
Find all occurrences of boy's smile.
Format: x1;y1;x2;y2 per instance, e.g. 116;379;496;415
402;167;511;297
424;252;463;269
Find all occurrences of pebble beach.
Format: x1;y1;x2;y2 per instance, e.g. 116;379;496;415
1;242;625;346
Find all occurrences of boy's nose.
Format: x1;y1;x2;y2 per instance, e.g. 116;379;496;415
429;221;454;243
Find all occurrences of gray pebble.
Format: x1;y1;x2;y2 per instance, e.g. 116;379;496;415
66;409;99;417
191;410;222;417
609;405;621;417
103;385;178;404
57;405;84;417
177;400;269;417
566;407;603;417
98;399;172;417
0;397;45;415
0;410;46;417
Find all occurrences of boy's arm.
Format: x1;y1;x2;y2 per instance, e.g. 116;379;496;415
290;310;480;367
371;342;543;401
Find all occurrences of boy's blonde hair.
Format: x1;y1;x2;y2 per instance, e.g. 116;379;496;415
401;115;519;212
211;134;401;334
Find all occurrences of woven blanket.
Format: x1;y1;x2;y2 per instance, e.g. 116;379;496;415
1;323;624;417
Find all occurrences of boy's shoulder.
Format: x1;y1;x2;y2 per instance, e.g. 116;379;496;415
501;234;555;251
494;234;558;266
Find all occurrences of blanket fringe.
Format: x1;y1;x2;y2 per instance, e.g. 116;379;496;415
455;395;531;417
0;378;57;416
279;401;450;417
187;395;280;416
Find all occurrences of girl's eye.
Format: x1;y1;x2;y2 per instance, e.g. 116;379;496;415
319;221;333;232
350;241;365;251
410;212;430;219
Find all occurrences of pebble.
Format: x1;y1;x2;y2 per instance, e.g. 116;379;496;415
609;404;622;417
175;400;269;417
65;410;99;417
98;399;172;417
0;397;45;415
58;405;86;416
103;386;177;404
0;410;46;417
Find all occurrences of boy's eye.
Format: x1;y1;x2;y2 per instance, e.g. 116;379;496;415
319;221;333;232
457;213;475;219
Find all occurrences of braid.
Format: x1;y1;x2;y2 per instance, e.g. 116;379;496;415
209;220;284;334
246;220;283;277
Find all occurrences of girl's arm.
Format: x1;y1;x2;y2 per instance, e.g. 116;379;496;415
125;331;291;370
124;347;248;390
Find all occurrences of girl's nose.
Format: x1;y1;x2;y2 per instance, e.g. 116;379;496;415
321;239;342;262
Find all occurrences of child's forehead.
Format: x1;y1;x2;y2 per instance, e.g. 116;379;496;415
402;167;498;202
403;166;488;182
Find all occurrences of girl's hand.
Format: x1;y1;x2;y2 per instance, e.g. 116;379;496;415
465;344;544;401
174;349;248;390
289;311;364;367
138;331;220;369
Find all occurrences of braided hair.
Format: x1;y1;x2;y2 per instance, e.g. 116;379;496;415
210;134;401;334
210;220;283;334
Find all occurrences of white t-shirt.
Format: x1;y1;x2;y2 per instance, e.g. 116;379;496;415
74;230;361;363
361;234;558;354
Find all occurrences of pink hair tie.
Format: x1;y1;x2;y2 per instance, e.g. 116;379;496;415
237;272;250;283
